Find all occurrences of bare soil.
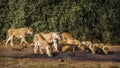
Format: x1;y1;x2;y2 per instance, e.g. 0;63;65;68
0;43;120;68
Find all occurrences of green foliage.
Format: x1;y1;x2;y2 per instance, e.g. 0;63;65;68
0;0;120;45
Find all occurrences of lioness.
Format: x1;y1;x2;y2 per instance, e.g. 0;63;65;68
40;32;61;52
6;27;32;46
81;41;96;54
93;43;109;55
60;32;86;51
34;33;52;57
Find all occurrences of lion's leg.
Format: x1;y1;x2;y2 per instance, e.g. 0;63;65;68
89;45;96;54
39;48;43;55
10;36;13;46
53;39;59;52
53;43;58;52
72;45;75;52
21;38;28;45
34;43;38;54
21;38;23;45
38;43;44;55
45;46;52;57
5;36;11;45
102;46;108;55
23;38;28;44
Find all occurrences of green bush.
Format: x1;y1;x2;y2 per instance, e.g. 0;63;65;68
0;0;119;45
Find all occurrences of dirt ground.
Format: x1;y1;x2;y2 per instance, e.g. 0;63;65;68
0;43;120;68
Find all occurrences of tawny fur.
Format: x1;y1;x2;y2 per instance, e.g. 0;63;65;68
81;41;96;54
93;43;109;55
60;32;85;51
6;27;32;46
40;32;61;52
34;33;52;57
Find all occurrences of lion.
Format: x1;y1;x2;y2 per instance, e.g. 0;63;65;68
81;41;96;54
5;27;32;46
40;32;61;52
93;43;109;55
74;40;86;51
34;33;52;57
81;41;109;54
81;41;92;47
60;32;86;51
